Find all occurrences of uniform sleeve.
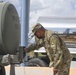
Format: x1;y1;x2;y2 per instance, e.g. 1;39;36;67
26;37;43;52
26;43;42;52
50;35;63;69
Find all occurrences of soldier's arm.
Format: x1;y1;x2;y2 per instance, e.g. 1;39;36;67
25;37;43;53
50;35;63;69
26;43;42;52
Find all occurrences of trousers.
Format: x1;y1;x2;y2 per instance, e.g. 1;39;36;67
54;60;71;75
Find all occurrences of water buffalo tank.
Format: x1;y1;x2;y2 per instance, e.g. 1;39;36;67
0;2;20;55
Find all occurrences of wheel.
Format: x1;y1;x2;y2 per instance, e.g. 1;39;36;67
0;65;5;75
28;58;48;67
72;58;76;61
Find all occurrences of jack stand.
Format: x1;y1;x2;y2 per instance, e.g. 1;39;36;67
10;64;15;75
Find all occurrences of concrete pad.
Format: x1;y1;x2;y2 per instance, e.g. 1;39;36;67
5;66;76;75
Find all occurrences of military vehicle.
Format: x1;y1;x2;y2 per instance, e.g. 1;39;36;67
0;2;24;75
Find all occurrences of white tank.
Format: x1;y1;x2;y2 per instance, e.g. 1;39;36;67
0;2;20;55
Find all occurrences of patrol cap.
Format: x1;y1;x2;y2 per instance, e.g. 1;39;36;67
32;23;44;34
28;23;44;41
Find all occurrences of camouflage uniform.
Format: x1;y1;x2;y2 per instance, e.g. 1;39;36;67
27;24;72;75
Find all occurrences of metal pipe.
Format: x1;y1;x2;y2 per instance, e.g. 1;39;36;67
21;0;30;66
21;0;30;47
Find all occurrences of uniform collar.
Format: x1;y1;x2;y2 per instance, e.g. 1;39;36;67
44;30;54;42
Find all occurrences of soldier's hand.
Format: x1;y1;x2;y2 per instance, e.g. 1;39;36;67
23;47;27;52
23;47;28;58
53;68;58;75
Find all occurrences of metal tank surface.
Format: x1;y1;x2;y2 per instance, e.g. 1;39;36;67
0;2;20;55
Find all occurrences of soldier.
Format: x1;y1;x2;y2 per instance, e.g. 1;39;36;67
24;23;72;75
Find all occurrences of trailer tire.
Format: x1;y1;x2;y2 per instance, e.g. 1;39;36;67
28;58;48;67
0;65;5;75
